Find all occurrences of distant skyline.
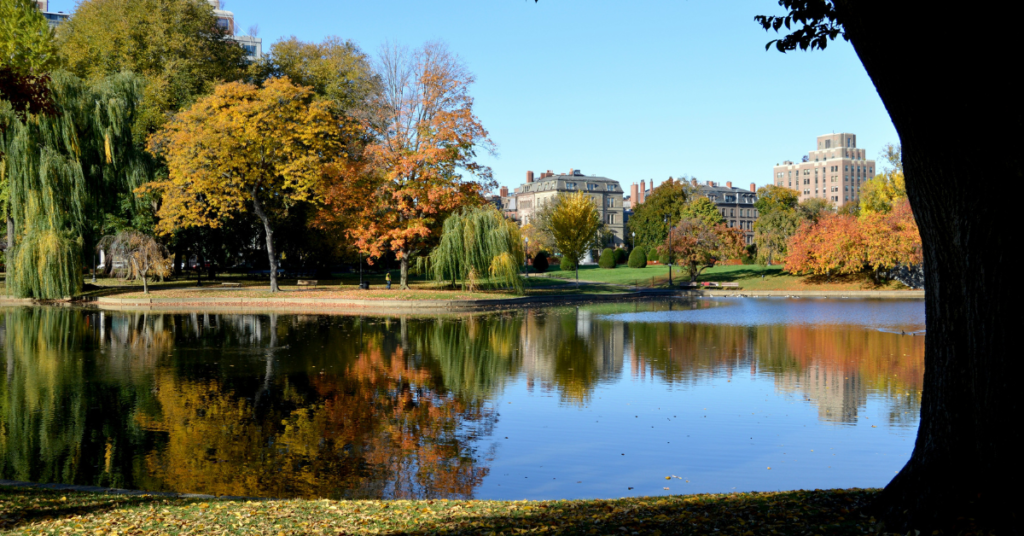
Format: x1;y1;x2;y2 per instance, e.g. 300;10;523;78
46;0;898;193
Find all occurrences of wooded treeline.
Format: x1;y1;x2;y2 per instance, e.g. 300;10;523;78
1;0;497;297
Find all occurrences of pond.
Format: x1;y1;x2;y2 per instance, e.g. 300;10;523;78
0;298;925;500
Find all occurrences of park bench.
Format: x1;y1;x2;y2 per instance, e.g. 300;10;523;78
701;282;720;288
221;282;241;288
720;282;741;289
678;282;700;289
297;280;318;288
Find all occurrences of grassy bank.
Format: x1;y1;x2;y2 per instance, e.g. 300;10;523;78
0;485;894;535
535;264;911;291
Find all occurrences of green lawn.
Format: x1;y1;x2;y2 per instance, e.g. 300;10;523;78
0;485;900;535
533;264;911;291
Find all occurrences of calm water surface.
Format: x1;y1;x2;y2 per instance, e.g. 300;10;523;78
0;298;924;500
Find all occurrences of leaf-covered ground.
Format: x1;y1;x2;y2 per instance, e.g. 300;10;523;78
1;486;909;535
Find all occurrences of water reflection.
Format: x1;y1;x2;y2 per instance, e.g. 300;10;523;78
0;299;925;499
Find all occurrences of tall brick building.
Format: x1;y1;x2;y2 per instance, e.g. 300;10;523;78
772;133;876;207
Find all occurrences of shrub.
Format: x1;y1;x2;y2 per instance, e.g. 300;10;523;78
658;249;672;266
627;247;647;268
614;248;628;265
560;255;577;272
598;248;616;269
533;251;549;273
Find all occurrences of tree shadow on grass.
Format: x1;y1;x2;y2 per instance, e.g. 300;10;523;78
0;486;183;532
800;272;905;289
403;489;881;535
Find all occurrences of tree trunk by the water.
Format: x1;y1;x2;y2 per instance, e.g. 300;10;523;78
172;249;182;277
250;187;280;293
399;250;409;290
838;2;1021;531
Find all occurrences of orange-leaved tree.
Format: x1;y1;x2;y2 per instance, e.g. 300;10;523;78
330;41;495;290
784;213;865;277
862;197;922;273
145;78;355;292
661;218;745;282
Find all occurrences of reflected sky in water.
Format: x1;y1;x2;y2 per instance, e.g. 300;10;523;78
0;298;924;500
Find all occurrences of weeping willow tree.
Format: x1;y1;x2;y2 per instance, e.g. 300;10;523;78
426;206;525;294
0;70;149;298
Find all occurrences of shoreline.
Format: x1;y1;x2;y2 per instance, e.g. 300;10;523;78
0;288;925;312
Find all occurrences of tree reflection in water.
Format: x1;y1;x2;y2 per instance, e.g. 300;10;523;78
0;300;924;498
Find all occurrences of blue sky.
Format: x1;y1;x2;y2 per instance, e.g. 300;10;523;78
49;0;898;193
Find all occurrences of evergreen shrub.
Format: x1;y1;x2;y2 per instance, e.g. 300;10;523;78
598;248;616;269
614;248;628;264
627;248;647;268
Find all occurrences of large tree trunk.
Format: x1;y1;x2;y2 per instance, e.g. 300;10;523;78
399;249;409;290
250;188;280;293
839;2;1021;531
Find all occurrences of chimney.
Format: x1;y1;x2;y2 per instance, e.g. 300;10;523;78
706;180;713;186
750;183;756;192
726;181;732;188
630;183;639;205
526;171;534;183
547;170;553;177
639;180;646;204
500;186;508;197
569;168;574;176
691;178;697;187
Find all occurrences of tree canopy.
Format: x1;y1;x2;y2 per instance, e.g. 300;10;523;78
662;217;745;282
626;177;687;251
145;77;354;292
56;0;247;132
261;36;376;114
548;191;601;283
427;205;525;294
333;41;494;289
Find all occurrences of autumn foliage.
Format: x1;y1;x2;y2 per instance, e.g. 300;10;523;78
322;42;494;289
784;199;921;276
661;218;745;282
146;77;355;291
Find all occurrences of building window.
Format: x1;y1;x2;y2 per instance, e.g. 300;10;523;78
567;182;576;190
606;197;614;208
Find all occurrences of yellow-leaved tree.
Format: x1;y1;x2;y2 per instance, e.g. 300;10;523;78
860;143;906;216
549;191;602;283
145;78;355;291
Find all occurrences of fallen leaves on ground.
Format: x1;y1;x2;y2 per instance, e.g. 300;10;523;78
0;486;941;535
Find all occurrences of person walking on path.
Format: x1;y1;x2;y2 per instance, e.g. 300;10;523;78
385;272;392;290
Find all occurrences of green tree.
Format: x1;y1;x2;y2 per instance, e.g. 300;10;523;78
598;248;615;269
797;197;832;223
549;192;601;283
0;0;59;75
626;177;687;251
753;185;800;265
56;0;247;133
2;71;150;298
427;205;525;294
260;36;375;114
757;2;1018;530
680;196;725;226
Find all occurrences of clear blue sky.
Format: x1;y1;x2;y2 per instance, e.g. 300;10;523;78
49;0;898;193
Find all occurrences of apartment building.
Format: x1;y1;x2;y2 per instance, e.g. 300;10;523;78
514;169;626;247
772;133;875;206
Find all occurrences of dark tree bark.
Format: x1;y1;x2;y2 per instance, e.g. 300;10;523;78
250;187;280;292
835;2;1022;532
